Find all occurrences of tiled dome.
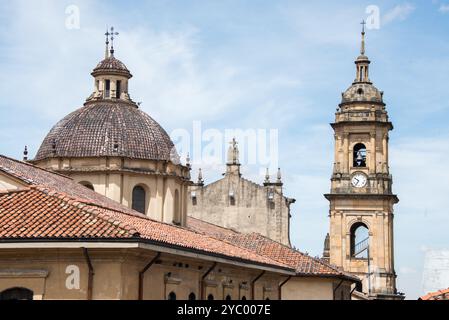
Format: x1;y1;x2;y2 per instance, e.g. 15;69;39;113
341;83;383;104
34;102;177;162
91;56;132;78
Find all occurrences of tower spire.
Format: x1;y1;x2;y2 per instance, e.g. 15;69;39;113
353;21;371;84
360;20;366;55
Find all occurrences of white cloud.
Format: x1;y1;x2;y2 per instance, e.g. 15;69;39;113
439;4;449;13
382;3;415;25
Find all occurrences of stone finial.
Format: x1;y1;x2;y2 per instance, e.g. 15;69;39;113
227;138;239;165
197;168;204;186
277;168;282;184
264;168;270;184
186;153;191;168
23;146;28;161
322;233;330;262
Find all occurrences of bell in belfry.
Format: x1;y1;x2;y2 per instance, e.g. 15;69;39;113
356;150;364;167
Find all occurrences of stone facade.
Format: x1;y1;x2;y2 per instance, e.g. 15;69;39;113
188;139;295;246
324;29;403;300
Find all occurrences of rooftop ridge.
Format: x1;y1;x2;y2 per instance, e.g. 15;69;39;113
0;154;73;181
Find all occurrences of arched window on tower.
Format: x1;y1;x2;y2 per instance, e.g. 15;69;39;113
105;79;111;98
353;143;367;168
173;189;181;225
188;292;196;300
207;294;214;301
79;181;95;191
0;287;33;300
168;291;177;300
350;222;369;259
116;80;121;98
132;185;146;214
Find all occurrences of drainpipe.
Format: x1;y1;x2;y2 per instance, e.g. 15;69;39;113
333;279;344;300
251;271;265;300
278;276;292;300
83;248;94;300
200;262;217;300
138;252;161;300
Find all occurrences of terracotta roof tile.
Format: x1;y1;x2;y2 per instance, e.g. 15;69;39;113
187;217;358;281
419;288;449;300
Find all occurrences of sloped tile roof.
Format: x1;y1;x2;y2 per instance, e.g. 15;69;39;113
419;288;449;300
0;155;139;215
187;217;359;281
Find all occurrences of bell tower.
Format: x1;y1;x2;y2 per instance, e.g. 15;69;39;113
324;24;403;300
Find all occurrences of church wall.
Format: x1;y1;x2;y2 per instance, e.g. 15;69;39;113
0;173;27;191
281;277;352;300
0;247;285;300
188;175;291;246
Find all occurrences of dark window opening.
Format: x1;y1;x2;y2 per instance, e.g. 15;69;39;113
80;182;94;191
350;222;369;259
353;143;367;167
188;293;196;301
173;189;181;225
225;295;232;301
0;288;33;300
241;296;247;301
105;80;111;98
116;80;121;99
132;186;146;214
168;291;176;300
207;294;214;301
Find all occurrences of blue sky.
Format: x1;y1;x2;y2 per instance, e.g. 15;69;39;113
1;0;449;299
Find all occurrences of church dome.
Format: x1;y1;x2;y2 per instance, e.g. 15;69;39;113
34;102;176;162
341;83;383;104
92;56;132;78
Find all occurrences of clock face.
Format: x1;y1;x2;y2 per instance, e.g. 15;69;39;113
351;173;368;188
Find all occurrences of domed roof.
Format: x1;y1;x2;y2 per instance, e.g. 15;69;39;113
34;102;177;162
92;56;132;78
341;83;383;105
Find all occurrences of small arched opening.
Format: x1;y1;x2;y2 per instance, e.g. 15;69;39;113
207;294;214;301
79;181;94;191
350;222;369;259
173;189;181;225
0;287;33;300
353;143;367;168
168;291;177;301
241;296;247;301
225;294;232;301
188;292;196;300
132;185;147;214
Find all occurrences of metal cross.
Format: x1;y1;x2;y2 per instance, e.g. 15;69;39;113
109;26;119;51
361;20;366;33
105;28;110;46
